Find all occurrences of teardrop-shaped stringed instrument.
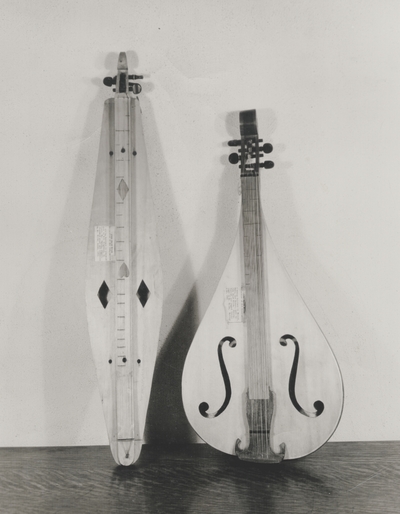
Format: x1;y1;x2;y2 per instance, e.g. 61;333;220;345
182;110;343;462
86;53;162;465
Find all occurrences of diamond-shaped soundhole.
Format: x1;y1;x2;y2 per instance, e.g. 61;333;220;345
117;179;129;201
118;262;130;278
98;281;110;309
136;280;150;307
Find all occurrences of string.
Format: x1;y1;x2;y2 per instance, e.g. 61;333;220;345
241;135;271;456
255;146;270;456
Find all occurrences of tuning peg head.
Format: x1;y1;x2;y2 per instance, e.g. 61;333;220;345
229;153;240;165
228;140;241;147
103;76;117;87
129;83;142;94
262;143;273;154
260;160;274;169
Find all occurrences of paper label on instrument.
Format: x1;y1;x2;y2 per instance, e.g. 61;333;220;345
94;226;115;262
224;287;245;323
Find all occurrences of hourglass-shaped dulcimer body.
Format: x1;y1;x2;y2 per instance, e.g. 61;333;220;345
86;53;162;466
182;110;343;462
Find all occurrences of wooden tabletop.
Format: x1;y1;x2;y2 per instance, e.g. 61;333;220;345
0;442;399;513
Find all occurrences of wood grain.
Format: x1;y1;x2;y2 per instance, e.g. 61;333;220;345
0;442;399;513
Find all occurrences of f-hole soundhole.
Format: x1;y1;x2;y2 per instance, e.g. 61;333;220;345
280;334;324;418
199;336;236;419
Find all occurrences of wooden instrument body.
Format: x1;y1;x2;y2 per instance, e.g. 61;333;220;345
182;111;343;461
86;57;162;465
182;217;343;459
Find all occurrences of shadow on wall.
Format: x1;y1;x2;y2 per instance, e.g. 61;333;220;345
40;52;128;444
39;55;375;447
146;110;243;444
139;67;198;444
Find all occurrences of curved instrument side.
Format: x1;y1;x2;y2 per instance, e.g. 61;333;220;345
182;219;248;455
182;213;343;460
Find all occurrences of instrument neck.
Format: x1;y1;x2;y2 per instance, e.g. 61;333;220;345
241;174;271;398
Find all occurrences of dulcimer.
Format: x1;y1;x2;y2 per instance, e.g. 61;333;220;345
86;53;162;465
182;110;343;462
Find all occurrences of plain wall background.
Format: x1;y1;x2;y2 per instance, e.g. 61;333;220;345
1;0;400;447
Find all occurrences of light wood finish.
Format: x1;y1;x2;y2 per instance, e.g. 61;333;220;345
86;54;162;465
1;443;399;513
182;111;343;461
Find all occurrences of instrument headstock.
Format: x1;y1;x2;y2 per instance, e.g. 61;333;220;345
228;110;274;176
103;52;143;95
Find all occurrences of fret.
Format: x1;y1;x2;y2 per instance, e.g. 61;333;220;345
114;94;134;443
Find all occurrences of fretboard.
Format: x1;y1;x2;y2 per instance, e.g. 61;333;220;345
114;95;135;440
241;175;271;399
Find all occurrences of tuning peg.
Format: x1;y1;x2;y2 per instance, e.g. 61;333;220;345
129;83;142;94
262;143;273;154
129;74;143;80
103;76;117;87
260;161;274;169
228;140;241;147
229;153;240;164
